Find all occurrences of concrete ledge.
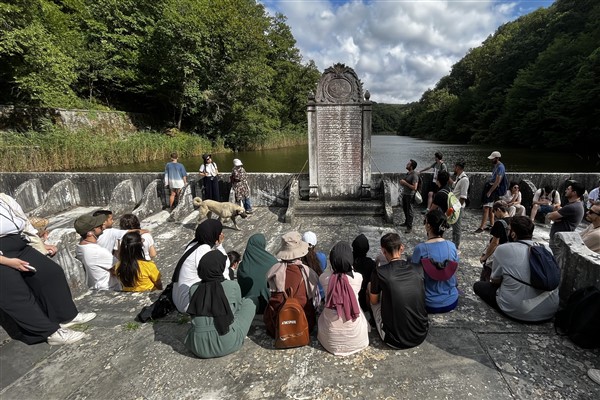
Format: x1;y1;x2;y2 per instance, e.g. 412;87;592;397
133;180;165;221
107;179;144;217
284;178;299;224
14;179;46;213
555;232;600;302
30;179;80;217
382;177;394;223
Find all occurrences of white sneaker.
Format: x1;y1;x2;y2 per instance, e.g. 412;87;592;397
47;328;86;346
588;369;600;386
60;312;97;329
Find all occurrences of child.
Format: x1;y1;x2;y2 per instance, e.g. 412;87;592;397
115;232;163;292
227;250;241;280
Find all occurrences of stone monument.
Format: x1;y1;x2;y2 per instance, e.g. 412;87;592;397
307;63;372;200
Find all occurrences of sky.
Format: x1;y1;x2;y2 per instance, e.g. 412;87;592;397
259;0;556;103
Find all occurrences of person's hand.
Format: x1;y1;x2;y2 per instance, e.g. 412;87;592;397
45;244;58;257
0;256;31;272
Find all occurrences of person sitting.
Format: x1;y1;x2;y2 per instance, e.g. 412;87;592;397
473;216;559;322
502;182;525;217
529;185;560;222
75;214;121;291
115;232;162;292
264;231;320;338
411;209;459;313
185;250;256;359
478;201;511;282
227;250;241;280
92;210;128;256
302;231;326;299
318;241;369;356
119;213;156;260
237;233;277;314
369;233;428;349
351;233;376;313
587;180;600;210
0;193;96;345
580;201;600;253
172;219;229;313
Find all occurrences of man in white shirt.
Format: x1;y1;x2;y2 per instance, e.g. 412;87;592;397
587;180;599;210
93;210;147;256
74;214;121;291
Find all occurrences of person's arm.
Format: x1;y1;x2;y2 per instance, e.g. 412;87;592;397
0;255;31;272
480;236;500;263
148;245;157;259
487;174;502;197
547;209;562;221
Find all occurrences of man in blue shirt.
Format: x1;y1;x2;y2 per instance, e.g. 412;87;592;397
164;152;188;209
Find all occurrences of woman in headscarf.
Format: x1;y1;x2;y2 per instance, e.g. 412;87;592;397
351;234;376;313
172;219;230;313
237;233;277;314
264;231;320;338
185;250;256;358
317;241;368;356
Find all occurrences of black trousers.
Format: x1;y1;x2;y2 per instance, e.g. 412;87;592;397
203;176;220;201
402;195;415;229
473;281;500;310
0;235;77;344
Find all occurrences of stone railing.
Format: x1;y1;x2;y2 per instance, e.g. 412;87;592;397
554;232;600;302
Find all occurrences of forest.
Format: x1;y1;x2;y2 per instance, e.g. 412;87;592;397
0;0;321;150
394;0;599;150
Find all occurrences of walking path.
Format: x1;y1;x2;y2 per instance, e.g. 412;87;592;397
1;206;598;400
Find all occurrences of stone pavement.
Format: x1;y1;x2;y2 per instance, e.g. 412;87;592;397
1;206;599;400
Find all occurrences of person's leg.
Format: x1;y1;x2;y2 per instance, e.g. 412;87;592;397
210;178;220;201
426;191;434;211
169;189;176;208
452;209;462;248
370;301;385;342
489;207;495;227
404;195;414;231
530;204;539;221
478;205;490;231
473;281;500;310
228;298;257;353
203;177;212;200
242;197;252;213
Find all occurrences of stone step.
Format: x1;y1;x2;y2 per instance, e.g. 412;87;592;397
294;199;385;216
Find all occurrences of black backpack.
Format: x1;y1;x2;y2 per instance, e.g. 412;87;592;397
554;286;600;349
508;241;561;291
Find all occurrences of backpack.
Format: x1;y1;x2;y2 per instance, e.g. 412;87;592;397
509;241;561;291
136;283;176;323
414;174;424;204
554;286;600;349
440;189;462;225
274;272;310;349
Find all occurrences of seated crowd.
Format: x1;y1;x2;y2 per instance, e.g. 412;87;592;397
1;175;597;357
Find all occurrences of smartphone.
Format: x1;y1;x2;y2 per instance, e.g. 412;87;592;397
24;265;37;272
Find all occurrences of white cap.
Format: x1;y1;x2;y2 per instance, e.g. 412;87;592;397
302;231;317;246
487;151;501;159
233;159;243;167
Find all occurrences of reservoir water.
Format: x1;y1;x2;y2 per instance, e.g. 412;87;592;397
84;135;599;174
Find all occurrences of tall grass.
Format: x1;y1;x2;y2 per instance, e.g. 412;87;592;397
0;125;306;172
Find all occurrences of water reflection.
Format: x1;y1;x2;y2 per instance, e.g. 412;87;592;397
82;136;599;173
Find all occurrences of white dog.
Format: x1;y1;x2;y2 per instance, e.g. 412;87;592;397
193;197;248;230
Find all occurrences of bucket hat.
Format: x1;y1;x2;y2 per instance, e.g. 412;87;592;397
276;231;309;260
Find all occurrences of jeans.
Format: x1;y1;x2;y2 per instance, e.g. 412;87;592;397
242;197;252;212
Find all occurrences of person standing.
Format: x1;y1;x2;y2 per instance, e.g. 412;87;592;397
230;158;253;213
475;151;508;233
164;152;188;209
369;233;428;349
450;161;469;249
419;151;447;214
399;159;419;234
199;153;220;201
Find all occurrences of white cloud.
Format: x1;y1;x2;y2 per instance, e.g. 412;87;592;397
260;0;554;103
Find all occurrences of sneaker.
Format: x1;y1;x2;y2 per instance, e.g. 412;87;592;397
474;228;484;234
588;369;600;386
60;312;96;329
245;209;253;214
47;328;86;346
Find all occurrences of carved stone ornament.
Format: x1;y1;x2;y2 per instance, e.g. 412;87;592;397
315;63;364;103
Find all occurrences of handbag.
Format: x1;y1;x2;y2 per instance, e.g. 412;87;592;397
414;191;423;205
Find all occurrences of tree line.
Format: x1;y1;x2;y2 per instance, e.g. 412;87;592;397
0;0;321;150
396;0;599;151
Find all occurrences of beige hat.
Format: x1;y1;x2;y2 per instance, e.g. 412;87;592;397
276;231;309;260
487;151;501;159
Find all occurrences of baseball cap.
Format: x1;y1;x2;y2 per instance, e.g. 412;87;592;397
302;231;318;246
74;214;106;236
487;151;501;159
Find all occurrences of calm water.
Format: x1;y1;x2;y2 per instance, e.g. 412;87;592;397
83;136;599;173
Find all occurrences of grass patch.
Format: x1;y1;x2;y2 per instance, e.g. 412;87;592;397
123;322;141;331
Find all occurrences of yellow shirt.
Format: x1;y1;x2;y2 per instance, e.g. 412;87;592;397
115;259;162;292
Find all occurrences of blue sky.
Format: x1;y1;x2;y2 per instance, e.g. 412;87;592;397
260;0;555;103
